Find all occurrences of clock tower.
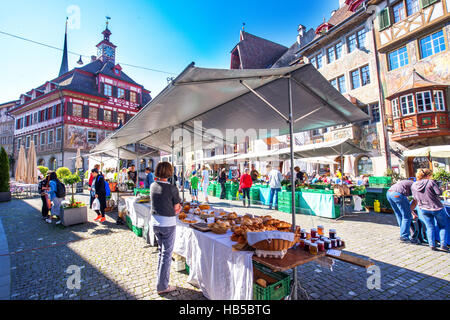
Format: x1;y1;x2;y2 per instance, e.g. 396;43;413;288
96;18;116;63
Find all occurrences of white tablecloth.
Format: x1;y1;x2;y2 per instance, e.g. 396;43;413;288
173;220;254;300
125;197;150;228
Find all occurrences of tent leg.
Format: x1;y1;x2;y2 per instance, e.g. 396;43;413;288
171;127;175;186
182;123;185;203
288;77;298;301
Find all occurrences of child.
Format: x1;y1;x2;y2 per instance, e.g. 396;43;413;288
190;171;199;203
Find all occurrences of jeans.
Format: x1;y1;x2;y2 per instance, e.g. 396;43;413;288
220;182;226;199
153;225;176;291
51;197;63;217
386;191;412;239
41;195;49;218
419;208;449;248
269;188;281;209
242;188;250;204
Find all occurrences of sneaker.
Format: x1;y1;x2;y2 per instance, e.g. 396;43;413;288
55;220;61;225
399;237;410;243
100;217;106;223
45;218;52;224
410;238;420;245
94;215;102;221
431;246;438;251
440;245;449;252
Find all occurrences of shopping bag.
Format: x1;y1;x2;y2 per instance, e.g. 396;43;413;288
92;198;101;211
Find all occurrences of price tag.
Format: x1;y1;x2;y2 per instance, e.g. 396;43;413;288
206;217;215;224
326;249;341;257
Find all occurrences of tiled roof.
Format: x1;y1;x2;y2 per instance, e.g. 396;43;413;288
312;4;356;41
57;71;107;99
235;31;288;69
97;61;138;85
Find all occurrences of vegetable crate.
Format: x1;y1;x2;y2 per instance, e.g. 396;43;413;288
125;215;133;231
277;191;300;213
185;263;190;275
253;262;291;300
132;225;143;237
214;184;222;197
207;184;216;196
369;176;392;187
134;188;150;196
250;187;261;204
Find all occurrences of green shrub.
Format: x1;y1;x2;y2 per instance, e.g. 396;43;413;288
56;167;71;180
433;168;450;186
38;166;49;177
62;172;82;204
0;147;10;192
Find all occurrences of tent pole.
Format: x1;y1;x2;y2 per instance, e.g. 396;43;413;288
171;127;175;186
341;143;344;218
182;123;185;203
288;77;298;301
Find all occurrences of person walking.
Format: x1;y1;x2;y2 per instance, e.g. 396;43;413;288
218;168;227;200
411;168;449;252
46;171;64;224
150;162;182;295
250;165;259;182
38;174;50;220
144;167;155;189
386;179;417;243
267;165;282;210
88;164;100;210
128;165;137;186
201;165;210;203
240;168;253;207
91;168;107;223
190;171;199;203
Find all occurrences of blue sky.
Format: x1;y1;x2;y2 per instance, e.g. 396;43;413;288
0;0;338;102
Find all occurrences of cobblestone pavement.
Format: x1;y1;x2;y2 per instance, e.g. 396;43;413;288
0;191;448;300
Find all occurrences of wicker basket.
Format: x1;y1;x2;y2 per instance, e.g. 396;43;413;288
251;234;298;251
210;225;228;234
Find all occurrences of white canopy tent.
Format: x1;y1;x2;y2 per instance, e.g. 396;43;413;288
91;63;370;299
194;153;241;164
403;145;450;158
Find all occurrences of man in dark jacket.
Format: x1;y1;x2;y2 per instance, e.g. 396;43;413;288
218;168;227;200
92;168;107;223
38;174;50;220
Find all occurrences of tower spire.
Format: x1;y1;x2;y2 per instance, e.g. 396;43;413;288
58;17;69;77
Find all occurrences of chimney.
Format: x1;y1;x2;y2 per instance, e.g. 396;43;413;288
297;24;306;45
91;55;97;62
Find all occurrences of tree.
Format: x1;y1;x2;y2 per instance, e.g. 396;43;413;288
56;167;71;180
62;172;82;205
38;166;49;177
0;147;10;192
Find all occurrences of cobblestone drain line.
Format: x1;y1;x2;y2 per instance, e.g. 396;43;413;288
0;229;130;257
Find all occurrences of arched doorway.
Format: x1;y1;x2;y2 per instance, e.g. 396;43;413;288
356;155;373;176
48;156;57;171
37;158;45;166
407;157;431;178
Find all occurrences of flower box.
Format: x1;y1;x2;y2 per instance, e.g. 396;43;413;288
61;206;88;226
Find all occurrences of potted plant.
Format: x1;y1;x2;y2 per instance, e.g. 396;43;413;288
433;168;450;190
0;147;11;202
61;172;87;226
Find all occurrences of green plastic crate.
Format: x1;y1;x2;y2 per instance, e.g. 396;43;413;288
134;188;150;196
125;215;133;230
185;263;190;275
253;262;291;300
132;225;143;237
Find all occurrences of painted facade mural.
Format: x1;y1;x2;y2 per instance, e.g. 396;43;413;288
65;125;107;150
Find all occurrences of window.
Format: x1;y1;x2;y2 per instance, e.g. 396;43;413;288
379;7;391;31
56;127;62;142
434;90;445;111
371;104;380;123
48;130;54;144
118;113;125;124
104;110;112;122
338;75;347;93
312;129;321;136
40;132;46;145
416;91;433;113
17;138;22;150
104;84;112;96
310;56;317;68
33;112;38;125
117;88;125;99
393;1;406;23
420;30;446;59
357;29;367;49
361;65;371;86
351;69;361;89
400;94;415;115
392;99;400;118
316;52;323;69
33;134;38;146
327;46;336;63
330;78;338;90
89;107;97;120
347;33;357;53
130;91;137;103
335;41;343;60
26;135;30;148
406;0;420;16
87;131;97;143
357;156;373;175
388;46;409;70
73;104;82;117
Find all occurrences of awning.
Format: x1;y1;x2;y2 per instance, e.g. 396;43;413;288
92;63;370;155
194;153;240;163
403;146;450;158
227;149;281;162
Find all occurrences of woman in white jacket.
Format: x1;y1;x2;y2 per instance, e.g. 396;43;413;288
201;165;210;203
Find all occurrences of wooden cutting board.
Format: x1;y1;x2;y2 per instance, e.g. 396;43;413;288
190;222;211;232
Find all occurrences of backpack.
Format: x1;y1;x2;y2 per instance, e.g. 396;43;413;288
56;180;66;198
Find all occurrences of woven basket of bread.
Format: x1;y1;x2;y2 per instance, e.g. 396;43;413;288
251;238;297;251
210;224;228;234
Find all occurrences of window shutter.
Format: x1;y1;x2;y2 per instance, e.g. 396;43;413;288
100;83;105;95
112;111;118;123
124;113;131;123
136;93;141;105
125;90;130;101
421;0;438;8
113;86;118;98
379;8;391;31
98;108;104;121
66;102;73;116
82;105;89;119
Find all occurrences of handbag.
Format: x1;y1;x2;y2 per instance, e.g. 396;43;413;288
92;198;101;211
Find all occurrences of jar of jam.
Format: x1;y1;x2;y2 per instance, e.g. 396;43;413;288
317;225;324;236
329;229;337;239
311;228;318;238
324;239;331;250
299;239;305;248
304;240;310;252
310;237;318;244
317;240;325;252
309;243;318;255
306;232;311;240
336;237;342;247
300;229;307;239
330;238;337;248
